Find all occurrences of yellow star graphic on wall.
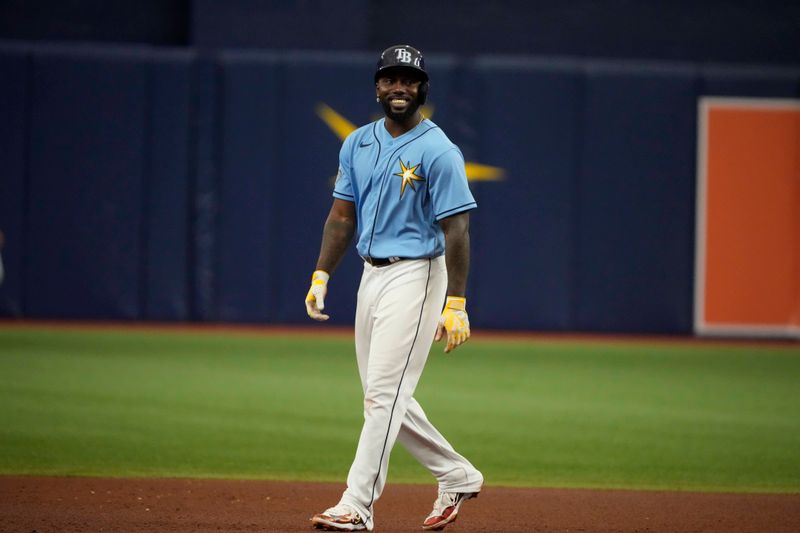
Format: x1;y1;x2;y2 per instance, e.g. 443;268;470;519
394;160;425;197
316;103;505;182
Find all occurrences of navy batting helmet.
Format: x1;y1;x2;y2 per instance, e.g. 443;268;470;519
374;44;429;104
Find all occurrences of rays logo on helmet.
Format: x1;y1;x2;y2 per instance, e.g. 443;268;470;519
395;48;413;63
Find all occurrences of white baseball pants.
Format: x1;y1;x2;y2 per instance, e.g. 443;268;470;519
339;256;483;530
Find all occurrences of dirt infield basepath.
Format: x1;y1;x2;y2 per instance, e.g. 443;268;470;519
1;477;798;533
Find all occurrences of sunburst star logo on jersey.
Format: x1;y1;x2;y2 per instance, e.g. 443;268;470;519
394;159;425;197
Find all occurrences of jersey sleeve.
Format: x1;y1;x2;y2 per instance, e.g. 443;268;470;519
332;135;355;201
428;147;477;221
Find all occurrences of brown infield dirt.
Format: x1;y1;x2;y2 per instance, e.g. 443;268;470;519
1;476;799;533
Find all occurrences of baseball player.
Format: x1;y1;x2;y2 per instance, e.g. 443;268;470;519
305;45;483;531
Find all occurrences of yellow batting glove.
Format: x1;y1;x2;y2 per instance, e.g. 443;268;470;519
305;270;330;321
435;296;471;353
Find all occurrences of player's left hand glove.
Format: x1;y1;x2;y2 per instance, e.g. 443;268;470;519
305;270;330;321
435;296;471;353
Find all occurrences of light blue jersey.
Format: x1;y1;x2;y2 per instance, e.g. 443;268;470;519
333;118;477;259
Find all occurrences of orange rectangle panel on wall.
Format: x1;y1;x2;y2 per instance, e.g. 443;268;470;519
695;97;800;338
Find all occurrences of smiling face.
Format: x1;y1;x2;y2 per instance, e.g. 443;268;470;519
376;67;424;123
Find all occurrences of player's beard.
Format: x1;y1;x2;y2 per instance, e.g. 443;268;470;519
380;95;421;123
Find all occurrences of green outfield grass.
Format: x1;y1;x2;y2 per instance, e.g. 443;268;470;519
0;326;798;493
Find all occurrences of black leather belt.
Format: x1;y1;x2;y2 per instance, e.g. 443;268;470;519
363;256;404;267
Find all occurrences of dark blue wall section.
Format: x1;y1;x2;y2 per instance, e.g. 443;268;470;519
1;42;798;332
186;1;800;65
192;0;368;51
575;63;697;333
188;55;221;321
5;2;800;65
0;0;188;45
216;52;281;323
465;59;583;330
0;49;29;316
700;65;800;98
25;49;149;319
144;52;194;321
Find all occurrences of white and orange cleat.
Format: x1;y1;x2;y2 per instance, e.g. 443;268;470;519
311;503;367;531
421;491;479;530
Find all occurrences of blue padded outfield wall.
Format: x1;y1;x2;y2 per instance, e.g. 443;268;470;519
1;42;798;332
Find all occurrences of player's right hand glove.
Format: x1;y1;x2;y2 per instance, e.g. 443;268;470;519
435;296;471;353
305;270;330;321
